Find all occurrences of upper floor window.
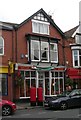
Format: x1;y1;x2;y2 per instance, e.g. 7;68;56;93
41;41;49;62
73;49;81;67
50;43;58;62
31;40;40;61
32;20;49;35
30;38;58;63
75;34;81;44
0;36;4;55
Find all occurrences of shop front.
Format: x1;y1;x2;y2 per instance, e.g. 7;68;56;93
15;64;65;100
0;62;14;100
66;68;81;89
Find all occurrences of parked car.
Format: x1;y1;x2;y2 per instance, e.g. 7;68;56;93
0;99;16;116
44;89;81;110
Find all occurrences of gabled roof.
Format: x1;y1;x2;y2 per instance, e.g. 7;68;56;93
18;8;65;37
65;25;79;38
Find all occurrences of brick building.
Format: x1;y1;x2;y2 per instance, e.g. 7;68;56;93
0;8;81;101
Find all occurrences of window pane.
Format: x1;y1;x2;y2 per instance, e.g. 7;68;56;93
55;72;58;77
79;49;81;55
32;22;39;33
0;37;4;54
31;79;36;87
32;20;49;35
0;47;3;54
74;56;78;66
31;71;36;77
73;50;78;66
25;71;30;77
45;72;49;77
79;56;81;66
51;79;54;95
50;43;58;62
31;40;40;61
74;50;78;55
26;79;30;97
41;42;49;61
59;72;63;77
55;79;59;94
0;74;8;96
40;23;43;33
45;79;49;95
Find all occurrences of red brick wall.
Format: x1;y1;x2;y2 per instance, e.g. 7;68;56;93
16;21;32;63
64;38;75;67
0;29;14;101
0;30;13;65
16;20;64;65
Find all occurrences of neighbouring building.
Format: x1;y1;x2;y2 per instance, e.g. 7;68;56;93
65;23;81;89
0;8;81;101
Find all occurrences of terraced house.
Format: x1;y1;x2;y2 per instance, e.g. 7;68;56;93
0;8;81;101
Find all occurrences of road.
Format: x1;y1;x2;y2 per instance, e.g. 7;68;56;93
2;107;81;120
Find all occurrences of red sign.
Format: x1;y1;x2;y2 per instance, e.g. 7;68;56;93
18;66;32;70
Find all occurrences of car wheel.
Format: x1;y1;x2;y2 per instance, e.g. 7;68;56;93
60;102;67;110
2;105;12;116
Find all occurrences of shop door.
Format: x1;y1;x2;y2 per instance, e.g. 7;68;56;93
38;71;44;87
38;71;50;96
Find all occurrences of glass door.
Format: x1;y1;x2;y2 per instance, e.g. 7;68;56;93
38;71;44;88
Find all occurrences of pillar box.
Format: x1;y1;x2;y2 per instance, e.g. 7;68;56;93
30;87;36;106
37;87;43;106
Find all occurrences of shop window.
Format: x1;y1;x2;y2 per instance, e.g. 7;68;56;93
31;79;36;87
59;72;63;77
0;74;8;96
51;72;64;95
51;79;55;95
26;79;30;97
25;71;30;77
55;72;58;77
20;71;36;98
0;36;4;55
31;71;36;77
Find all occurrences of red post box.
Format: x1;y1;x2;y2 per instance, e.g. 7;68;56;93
30;87;36;106
37;87;43;106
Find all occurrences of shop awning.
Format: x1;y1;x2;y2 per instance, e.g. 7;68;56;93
66;68;81;79
69;76;81;79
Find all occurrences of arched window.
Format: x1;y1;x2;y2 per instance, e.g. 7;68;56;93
0;36;4;55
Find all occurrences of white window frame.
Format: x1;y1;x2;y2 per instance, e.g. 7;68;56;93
75;34;81;44
32;19;49;35
50;43;58;63
0;36;4;55
31;40;40;61
41;41;49;62
72;49;81;68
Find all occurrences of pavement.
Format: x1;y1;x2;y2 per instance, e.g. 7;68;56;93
16;102;44;110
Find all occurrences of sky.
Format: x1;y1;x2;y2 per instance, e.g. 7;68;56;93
0;0;81;32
